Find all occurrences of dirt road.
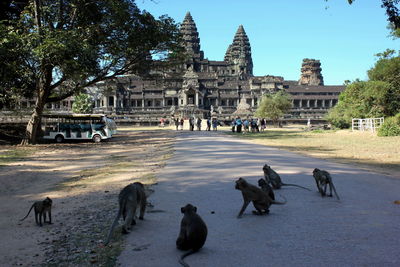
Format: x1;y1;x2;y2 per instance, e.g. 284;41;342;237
0;129;175;266
118;130;400;267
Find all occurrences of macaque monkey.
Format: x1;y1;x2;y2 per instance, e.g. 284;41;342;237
20;197;52;226
263;164;311;191
312;168;340;200
258;178;275;200
105;182;147;245
235;177;285;218
176;204;208;267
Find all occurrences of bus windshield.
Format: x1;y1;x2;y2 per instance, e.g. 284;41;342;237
41;114;117;143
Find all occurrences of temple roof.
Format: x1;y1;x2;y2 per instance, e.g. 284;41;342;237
180;12;202;59
224;25;253;75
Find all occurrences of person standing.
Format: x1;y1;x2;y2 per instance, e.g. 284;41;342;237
206;118;211;131
231;118;236;132
180;118;184;130
243;119;249;133
236;117;242;133
212;118;218;131
189;117;194;131
174;118;179;131
196;117;202;131
260;118;266;131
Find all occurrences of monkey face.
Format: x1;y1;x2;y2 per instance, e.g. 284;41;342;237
44;197;52;207
262;164;269;171
312;168;320;176
235;178;246;190
258;179;266;187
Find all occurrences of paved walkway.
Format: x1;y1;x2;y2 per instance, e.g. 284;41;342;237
118;131;400;267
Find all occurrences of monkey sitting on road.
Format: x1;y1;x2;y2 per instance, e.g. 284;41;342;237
105;182;147;245
312;168;340;200
263;164;311;191
20;197;52;226
258;178;275;200
235;177;285;218
176;204;208;267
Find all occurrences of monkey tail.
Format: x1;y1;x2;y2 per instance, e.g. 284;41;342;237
179;250;196;267
331;183;340;200
282;183;311;191
104;205;123;245
20;204;34;221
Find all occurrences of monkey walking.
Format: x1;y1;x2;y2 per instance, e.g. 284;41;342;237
20;197;52;226
105;182;147;245
312;168;340;200
263;164;311;191
176;204;208;267
235;177;286;218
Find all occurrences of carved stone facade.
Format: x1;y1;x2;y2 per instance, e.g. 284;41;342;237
298;59;324;86
7;12;344;122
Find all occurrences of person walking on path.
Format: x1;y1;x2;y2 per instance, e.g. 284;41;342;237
180;118;184;130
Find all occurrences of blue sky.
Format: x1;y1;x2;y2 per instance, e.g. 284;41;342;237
136;0;399;85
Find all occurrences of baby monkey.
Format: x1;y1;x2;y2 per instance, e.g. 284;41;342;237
20;197;53;226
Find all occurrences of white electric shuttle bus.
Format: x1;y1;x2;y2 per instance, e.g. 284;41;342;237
41;114;117;143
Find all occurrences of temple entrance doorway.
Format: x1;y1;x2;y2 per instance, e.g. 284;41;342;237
188;94;195;105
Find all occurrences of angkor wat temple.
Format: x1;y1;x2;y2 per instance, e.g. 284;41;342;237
12;12;345;123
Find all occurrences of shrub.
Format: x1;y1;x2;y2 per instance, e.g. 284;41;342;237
377;114;400;136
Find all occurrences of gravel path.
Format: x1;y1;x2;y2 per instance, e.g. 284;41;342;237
118;130;400;267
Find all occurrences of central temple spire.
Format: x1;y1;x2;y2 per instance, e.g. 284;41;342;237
180;12;204;60
224;25;253;76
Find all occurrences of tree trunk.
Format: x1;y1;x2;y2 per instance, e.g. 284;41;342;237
21;89;47;145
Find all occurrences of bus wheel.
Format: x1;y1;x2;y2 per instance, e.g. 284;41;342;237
55;135;64;143
92;134;102;143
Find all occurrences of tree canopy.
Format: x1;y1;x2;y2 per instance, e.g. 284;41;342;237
0;0;184;144
72;93;93;114
255;91;292;124
327;53;400;128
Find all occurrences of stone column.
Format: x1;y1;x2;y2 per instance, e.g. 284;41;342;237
329;99;333;108
307;100;310;108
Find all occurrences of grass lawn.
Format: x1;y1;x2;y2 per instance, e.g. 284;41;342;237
225;126;400;176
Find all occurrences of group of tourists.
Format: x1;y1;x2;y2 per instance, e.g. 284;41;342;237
231;117;266;133
173;117;220;131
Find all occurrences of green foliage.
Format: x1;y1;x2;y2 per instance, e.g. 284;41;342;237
378;113;400;136
255;91;291;123
327;54;400;128
0;0;184;143
72;93;93;114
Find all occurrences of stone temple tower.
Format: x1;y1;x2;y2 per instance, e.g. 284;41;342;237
180;12;204;61
298;58;324;86
224;25;253;77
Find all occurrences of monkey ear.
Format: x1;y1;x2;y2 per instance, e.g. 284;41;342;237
181;207;185;213
193;206;197;213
